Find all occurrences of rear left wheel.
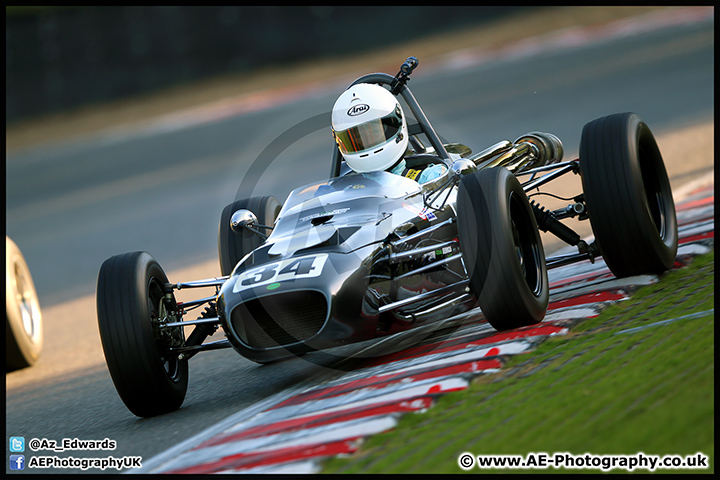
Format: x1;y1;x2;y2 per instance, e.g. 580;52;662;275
580;112;678;277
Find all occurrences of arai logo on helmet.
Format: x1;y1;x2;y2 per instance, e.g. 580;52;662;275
347;104;370;116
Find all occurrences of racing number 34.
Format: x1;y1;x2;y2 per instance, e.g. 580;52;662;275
234;254;328;291
241;257;316;285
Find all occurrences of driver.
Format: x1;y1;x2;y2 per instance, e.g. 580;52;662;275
331;83;446;184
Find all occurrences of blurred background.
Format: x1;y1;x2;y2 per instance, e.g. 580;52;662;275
6;6;525;124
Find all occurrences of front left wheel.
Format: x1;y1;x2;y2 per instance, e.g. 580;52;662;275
97;251;187;417
457;167;549;331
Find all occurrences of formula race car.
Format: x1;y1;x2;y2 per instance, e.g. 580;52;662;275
96;57;678;417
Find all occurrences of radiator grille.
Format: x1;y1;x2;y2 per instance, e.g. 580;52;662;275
231;291;328;349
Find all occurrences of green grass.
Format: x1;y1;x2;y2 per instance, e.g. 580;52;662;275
321;250;714;474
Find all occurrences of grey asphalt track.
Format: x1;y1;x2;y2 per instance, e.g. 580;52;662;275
5;15;713;474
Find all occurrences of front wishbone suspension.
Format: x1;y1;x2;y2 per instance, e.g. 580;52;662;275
159;276;232;360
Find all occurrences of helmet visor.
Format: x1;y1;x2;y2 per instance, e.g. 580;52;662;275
334;106;402;155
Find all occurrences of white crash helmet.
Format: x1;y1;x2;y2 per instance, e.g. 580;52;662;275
331;83;409;173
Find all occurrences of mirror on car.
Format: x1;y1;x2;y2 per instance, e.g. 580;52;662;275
230;209;258;236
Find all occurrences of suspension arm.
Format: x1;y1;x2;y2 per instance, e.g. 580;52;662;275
522;161;579;192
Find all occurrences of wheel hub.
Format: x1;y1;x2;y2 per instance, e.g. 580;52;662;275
14;261;41;342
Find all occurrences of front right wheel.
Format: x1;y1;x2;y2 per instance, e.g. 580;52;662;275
97;251;187;417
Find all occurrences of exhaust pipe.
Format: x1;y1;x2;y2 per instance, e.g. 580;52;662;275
469;132;564;173
513;132;564;168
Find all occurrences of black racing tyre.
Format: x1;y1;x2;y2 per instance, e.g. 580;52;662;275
580;112;678;277
6;237;43;370
97;252;187;417
457;167;549;330
218;196;281;276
